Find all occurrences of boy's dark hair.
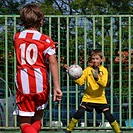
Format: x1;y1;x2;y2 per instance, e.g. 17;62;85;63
90;49;102;58
20;3;44;30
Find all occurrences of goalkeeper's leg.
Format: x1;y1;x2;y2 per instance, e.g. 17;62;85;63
103;109;122;133
66;106;86;132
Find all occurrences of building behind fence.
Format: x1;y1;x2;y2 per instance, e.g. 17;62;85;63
0;15;133;131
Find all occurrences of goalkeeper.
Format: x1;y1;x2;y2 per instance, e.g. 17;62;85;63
65;49;122;133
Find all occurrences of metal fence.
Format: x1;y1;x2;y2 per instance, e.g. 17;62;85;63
0;15;133;131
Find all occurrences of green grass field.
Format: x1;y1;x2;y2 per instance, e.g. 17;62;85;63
41;131;133;133
0;129;133;133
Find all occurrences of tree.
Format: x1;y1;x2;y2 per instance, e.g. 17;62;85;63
0;0;132;89
40;0;133;15
40;0;133;91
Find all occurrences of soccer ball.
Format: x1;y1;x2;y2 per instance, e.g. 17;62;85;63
68;64;82;79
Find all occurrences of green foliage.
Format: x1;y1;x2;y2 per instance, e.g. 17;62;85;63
41;0;62;15
0;0;20;15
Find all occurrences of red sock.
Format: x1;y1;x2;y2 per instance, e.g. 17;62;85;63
31;120;42;133
21;124;37;133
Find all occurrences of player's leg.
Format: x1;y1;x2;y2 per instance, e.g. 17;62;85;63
15;91;38;133
103;108;122;133
66;105;86;132
19;104;45;133
19;116;37;133
31;100;48;133
31;110;44;133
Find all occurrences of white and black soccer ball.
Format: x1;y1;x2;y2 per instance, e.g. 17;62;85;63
68;64;82;79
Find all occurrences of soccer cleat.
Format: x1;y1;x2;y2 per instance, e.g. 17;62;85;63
65;129;71;133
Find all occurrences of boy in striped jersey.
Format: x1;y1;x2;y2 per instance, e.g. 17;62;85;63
13;3;62;133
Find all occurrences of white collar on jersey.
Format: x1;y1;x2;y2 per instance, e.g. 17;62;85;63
23;29;40;33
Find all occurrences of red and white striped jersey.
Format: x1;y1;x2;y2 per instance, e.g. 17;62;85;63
14;30;55;94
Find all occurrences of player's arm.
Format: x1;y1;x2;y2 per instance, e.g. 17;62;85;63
91;66;108;87
74;68;88;86
96;69;108;87
49;54;62;101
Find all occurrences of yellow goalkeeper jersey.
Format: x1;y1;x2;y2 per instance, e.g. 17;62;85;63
74;65;108;104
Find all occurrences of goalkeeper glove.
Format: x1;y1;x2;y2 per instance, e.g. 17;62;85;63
91;66;100;81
